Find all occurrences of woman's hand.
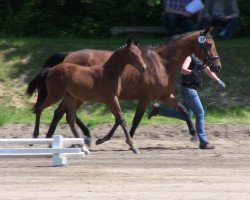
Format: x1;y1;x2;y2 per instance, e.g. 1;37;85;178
216;79;226;89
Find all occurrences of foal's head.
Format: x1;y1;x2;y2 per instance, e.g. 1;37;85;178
192;26;222;73
122;37;147;73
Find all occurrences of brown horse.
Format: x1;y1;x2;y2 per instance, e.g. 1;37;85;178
27;27;221;147
27;39;146;154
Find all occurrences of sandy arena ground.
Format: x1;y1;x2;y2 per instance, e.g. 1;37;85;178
0;123;250;200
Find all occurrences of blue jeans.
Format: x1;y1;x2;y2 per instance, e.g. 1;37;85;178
159;86;208;144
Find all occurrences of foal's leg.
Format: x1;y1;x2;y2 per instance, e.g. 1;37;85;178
97;97;139;154
96;122;119;145
64;96;81;139
67;98;92;146
32;92;45;138
33;110;42;138
33;93;63;138
129;99;150;138
161;94;197;137
64;96;90;154
45;94;91;145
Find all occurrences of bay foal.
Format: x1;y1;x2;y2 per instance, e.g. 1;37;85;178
28;39;146;153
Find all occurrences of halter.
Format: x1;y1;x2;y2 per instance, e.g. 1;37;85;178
197;33;220;72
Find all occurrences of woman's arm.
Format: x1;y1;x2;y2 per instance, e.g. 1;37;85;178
204;66;226;88
204;66;220;80
181;56;192;75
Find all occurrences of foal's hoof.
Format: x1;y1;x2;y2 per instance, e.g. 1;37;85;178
81;146;91;155
95;139;103;145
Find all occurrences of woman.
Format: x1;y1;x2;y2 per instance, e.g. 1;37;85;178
148;54;225;149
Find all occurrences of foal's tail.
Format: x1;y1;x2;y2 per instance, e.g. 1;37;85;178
26;68;50;113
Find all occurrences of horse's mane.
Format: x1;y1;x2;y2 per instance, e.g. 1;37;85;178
169;31;196;41
143;31;199;50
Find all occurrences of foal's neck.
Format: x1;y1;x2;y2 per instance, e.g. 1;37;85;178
103;48;128;78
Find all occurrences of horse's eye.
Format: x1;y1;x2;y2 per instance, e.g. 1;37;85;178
205;42;212;48
130;52;136;57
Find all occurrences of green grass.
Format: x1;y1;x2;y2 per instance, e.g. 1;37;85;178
0;36;250;126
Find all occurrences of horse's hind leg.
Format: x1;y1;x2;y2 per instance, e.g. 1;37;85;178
76;115;92;146
64;97;81;139
129;99;150;138
161;94;197;138
176;102;196;134
45;101;66;138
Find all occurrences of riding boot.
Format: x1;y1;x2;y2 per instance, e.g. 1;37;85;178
148;103;160;119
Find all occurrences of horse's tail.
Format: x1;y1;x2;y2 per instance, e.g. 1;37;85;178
26;68;50;113
26;52;68;112
43;52;68;68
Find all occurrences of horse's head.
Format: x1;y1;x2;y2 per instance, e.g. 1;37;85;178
194;26;222;73
125;36;147;73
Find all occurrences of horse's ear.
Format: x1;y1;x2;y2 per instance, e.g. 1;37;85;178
127;37;132;47
202;26;214;36
127;33;141;46
132;33;141;46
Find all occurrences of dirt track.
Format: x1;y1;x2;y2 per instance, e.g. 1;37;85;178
0;123;250;200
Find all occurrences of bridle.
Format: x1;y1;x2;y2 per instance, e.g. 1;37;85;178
198;34;221;73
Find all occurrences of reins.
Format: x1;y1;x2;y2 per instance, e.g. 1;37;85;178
198;32;220;71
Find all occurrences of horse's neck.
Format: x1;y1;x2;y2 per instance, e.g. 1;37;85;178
103;50;127;78
156;38;194;71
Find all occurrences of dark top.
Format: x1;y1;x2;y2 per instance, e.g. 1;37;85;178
181;54;203;89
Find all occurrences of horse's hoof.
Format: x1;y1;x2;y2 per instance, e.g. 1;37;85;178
191;134;199;144
190;128;197;136
84;136;92;147
132;148;140;154
96;139;103;145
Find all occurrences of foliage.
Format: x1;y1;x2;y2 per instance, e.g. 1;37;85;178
0;0;162;37
8;0;250;38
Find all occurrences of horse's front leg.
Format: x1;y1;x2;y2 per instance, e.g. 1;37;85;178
161;94;197;138
129;99;150;138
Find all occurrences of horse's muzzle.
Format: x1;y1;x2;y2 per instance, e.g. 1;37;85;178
210;64;221;73
138;64;147;73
